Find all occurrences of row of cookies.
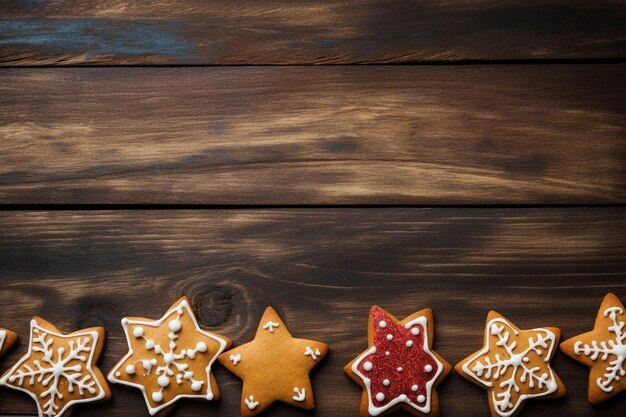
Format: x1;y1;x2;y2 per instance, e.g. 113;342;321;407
0;293;623;417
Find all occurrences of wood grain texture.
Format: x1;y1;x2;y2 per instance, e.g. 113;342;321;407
0;208;624;416
1;1;625;65
1;65;625;205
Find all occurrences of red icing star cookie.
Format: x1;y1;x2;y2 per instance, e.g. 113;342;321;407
560;293;626;404
345;306;451;416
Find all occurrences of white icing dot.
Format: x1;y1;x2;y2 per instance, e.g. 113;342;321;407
379;321;387;328
406;340;413;348
425;364;433;373
411;327;420;336
146;340;155;349
386;334;393;341
169;319;182;333
164;353;175;365
412;385;418;392
125;365;136;375
152;392;163;403
376;392;385;402
383;379;390;386
417;395;426;403
196;341;208;353
191;381;202;392
133;327;144;338
158;375;170;388
385;351;390;356
397;367;403;372
115;372;121;377
151;359;157;365
363;361;373;371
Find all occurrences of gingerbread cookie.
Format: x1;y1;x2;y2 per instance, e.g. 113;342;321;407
108;296;231;416
344;306;450;417
560;293;626;404
0;317;110;417
455;311;565;417
0;327;18;358
218;306;328;416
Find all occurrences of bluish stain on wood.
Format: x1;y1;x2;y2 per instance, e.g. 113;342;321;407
0;19;194;59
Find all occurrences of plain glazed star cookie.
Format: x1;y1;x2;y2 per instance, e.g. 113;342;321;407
107;297;231;416
218;306;328;416
455;311;566;417
0;327;18;358
560;293;626;404
0;317;110;417
344;306;451;417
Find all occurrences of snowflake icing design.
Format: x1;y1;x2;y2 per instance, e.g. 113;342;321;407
129;308;207;402
463;318;558;417
0;320;104;417
575;306;626;393
108;299;229;416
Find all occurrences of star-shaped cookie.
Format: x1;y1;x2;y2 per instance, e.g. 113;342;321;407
0;327;18;358
0;317;110;417
108;297;231;416
218;306;328;416
344;306;451;417
455;311;566;417
560;293;626;404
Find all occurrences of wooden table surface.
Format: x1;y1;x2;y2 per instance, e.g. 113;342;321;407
1;2;625;417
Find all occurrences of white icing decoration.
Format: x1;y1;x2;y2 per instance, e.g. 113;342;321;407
304;346;321;361
293;387;306;402
379;321;387;328
126;365;136;375
424;364;433;372
574;306;626;393
411;328;420;336
262;321;280;333
383;379;390;386
363;362;373;371
385;351;390;356
0;320;105;417
245;395;259;409
386;334;393;341
417;395;426;403
376;392;385;401
0;330;6;353
406;340;414;348
397;367;403;372
229;353;241;366
351;316;443;416
461;318;558;417
107;299;229;416
411;385;418;392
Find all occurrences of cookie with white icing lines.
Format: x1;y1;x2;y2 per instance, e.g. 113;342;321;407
218;306;328;416
0;327;18;358
0;317;111;417
107;296;231;416
455;311;566;417
344;306;450;417
560;293;626;404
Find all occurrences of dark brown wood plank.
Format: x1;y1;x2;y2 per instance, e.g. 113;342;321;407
0;1;625;65
0;208;624;416
1;65;625;205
